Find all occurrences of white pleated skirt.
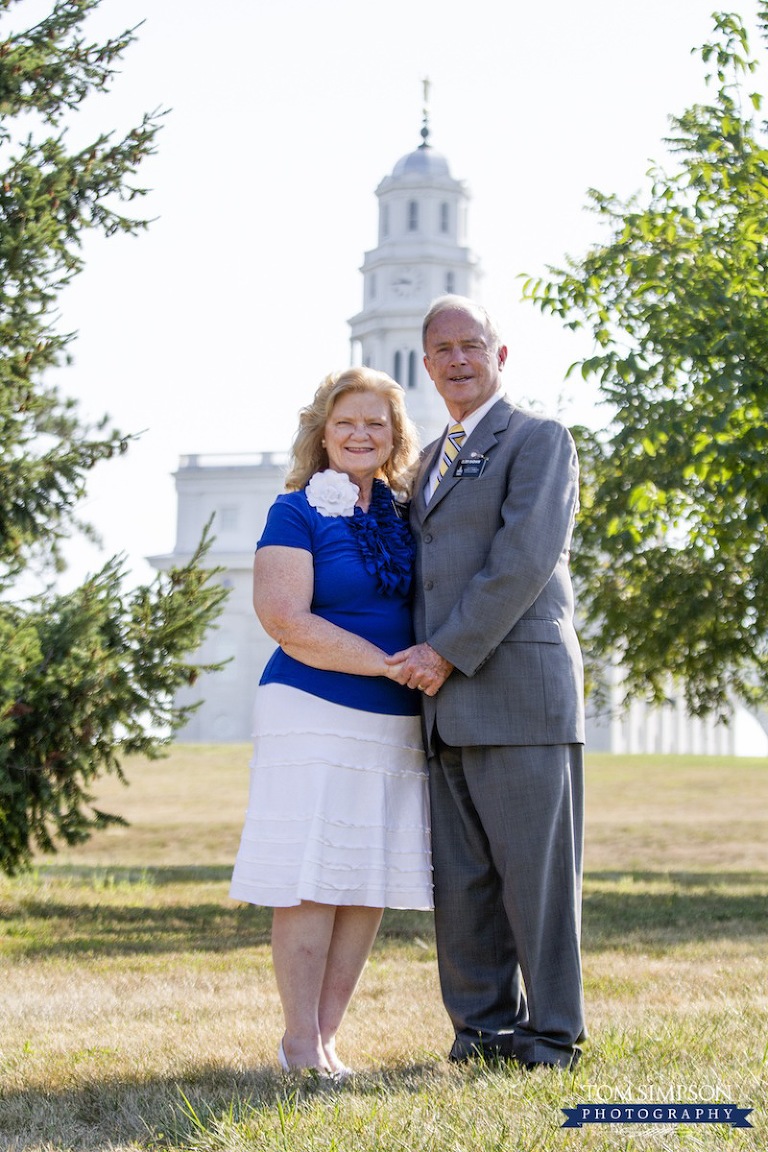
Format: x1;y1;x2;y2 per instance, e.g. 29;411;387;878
229;683;433;910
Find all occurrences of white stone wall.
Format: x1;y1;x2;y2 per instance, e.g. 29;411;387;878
149;455;287;742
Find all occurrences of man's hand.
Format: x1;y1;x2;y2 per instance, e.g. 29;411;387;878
384;643;454;696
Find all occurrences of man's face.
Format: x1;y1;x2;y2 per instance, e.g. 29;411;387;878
423;307;507;421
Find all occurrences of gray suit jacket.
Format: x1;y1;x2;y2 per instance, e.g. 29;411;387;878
411;395;585;751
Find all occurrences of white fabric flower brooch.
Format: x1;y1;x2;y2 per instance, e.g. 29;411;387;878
306;469;360;517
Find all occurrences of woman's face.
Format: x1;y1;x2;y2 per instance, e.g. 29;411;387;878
323;390;395;486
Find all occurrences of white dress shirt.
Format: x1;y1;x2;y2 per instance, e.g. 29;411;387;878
426;389;504;501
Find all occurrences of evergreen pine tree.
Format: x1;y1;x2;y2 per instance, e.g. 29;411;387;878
0;0;228;874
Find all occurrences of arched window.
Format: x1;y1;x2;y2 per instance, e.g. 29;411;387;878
446;271;455;294
370;273;377;300
440;202;450;233
408;200;419;231
381;204;389;238
408;350;417;390
393;350;402;385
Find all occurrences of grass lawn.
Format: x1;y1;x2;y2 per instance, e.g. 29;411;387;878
0;746;766;1151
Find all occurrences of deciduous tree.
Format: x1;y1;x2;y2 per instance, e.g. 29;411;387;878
524;7;768;727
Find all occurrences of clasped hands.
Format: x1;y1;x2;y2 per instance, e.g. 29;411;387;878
384;643;454;697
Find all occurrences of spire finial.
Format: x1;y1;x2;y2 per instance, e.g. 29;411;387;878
420;76;431;149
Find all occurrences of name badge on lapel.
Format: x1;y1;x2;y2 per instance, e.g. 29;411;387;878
454;454;488;478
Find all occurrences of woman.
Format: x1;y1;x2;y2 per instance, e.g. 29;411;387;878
229;367;432;1078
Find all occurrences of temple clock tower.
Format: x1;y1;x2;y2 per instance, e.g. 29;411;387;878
348;90;480;443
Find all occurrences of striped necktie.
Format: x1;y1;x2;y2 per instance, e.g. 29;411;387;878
438;422;466;482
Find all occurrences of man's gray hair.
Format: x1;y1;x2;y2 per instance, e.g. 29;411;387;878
421;294;502;353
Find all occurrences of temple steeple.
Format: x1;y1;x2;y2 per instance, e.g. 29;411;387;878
420;76;431;149
348;93;481;442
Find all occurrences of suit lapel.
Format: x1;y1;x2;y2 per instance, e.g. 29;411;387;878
411;435;444;527
420;398;514;518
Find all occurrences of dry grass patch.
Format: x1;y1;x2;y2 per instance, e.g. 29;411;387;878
45;744;253;871
585;753;768;872
1;748;766;1151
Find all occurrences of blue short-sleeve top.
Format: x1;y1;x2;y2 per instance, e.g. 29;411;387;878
256;480;419;716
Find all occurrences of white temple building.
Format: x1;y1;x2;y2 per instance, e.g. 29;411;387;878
149;112;766;755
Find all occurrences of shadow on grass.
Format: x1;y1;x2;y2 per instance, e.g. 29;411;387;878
1;869;766;959
36;864;237;885
0;898;274;955
583;870;768;950
0;897;436;959
0;1058;461;1152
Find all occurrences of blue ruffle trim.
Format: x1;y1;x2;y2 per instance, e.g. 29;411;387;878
347;479;414;597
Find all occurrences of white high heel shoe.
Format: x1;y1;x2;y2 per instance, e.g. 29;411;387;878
324;1049;353;1080
278;1038;336;1080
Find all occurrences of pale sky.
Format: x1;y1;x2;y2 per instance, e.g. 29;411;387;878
19;0;763;588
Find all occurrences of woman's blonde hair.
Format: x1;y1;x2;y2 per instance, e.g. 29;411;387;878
285;367;420;497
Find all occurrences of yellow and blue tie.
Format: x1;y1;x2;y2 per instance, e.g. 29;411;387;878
438;422;466;482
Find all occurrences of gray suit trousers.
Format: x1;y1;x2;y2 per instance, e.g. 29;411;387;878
429;736;586;1067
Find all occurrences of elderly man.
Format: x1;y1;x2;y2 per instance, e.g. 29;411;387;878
387;295;586;1069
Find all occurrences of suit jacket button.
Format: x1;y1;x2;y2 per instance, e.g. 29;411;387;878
424;533;433;543
424;580;434;590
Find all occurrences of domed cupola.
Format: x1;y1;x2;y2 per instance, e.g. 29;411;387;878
377;98;461;202
390;112;453;180
389;89;453;180
390;147;452;180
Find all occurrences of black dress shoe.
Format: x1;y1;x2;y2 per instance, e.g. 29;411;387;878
448;1038;517;1064
449;1037;580;1071
521;1048;581;1072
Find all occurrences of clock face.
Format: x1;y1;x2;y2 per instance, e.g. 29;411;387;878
391;267;421;297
